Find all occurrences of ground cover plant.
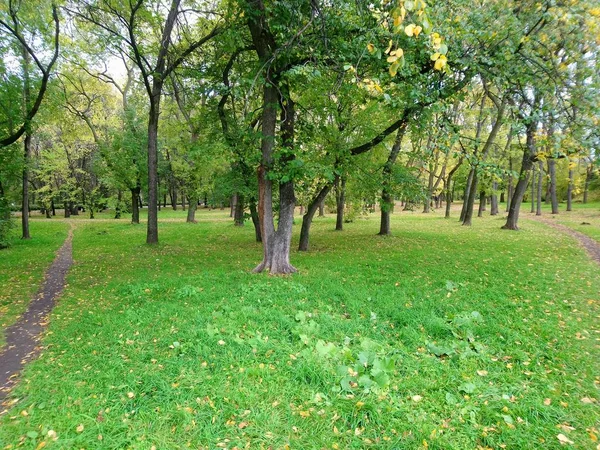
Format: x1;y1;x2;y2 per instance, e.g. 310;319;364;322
0;221;68;347
0;209;598;449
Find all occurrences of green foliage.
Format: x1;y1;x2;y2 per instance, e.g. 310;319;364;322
0;195;14;248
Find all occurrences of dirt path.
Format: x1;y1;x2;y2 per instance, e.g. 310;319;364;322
0;224;74;406
531;215;600;265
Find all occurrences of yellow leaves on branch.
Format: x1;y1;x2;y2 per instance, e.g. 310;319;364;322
431;52;447;71
387;48;404;63
404;23;422;37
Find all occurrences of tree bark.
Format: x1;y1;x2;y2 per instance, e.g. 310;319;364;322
490;181;499;215
506;156;513;212
21;132;32;239
536;160;543;216
459;168;474;222
335;174;346;230
131;186;141;224
249;198;261;242
583;165;592;204
318;198;325;217
379;126;407;235
503;117;537;230
477;190;485;217
530;168;536;213
566;167;573;211
186;197;198;223
234;193;245;226
115;189;122;219
548;159;558;214
462;169;478;226
299;185;332;251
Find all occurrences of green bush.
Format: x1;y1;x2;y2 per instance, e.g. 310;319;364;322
0;197;15;249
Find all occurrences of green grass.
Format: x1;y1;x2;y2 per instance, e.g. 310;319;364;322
0;220;69;347
0;209;599;449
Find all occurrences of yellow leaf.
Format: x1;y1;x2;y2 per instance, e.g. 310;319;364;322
405;24;416;37
385;40;393;54
76;424;84;433
367;43;376;54
413;26;423;37
434;55;447;71
557;433;574;445
394;15;403;27
35;442;46;450
387;55;399;63
431;53;441;61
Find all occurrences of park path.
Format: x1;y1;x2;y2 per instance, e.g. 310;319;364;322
531;215;600;265
0;223;74;407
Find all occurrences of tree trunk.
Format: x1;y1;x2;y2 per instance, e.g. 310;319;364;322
583;165;592;204
503;119;536;230
21;132;32;239
379;126;407;235
299;185;331;251
490;181;499;215
252;83;296;274
186;197;198;223
335;174;346;231
460;168;475;222
530;169;536;213
536;160;543;216
131;186;141;224
146;96;161;243
462;169;478;226
566;167;573;212
115;189;122;219
234;193;245;226
506;156;513;212
548;159;558;214
477;190;485;217
249;198;261;243
64;201;70;218
181;191;185;211
318;199;325;217
231;193;236;218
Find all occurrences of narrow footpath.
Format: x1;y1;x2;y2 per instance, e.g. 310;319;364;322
0;224;74;406
532;215;600;265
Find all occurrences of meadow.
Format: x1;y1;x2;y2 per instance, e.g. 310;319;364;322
0;205;598;449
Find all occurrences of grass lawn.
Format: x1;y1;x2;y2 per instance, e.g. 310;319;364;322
0;220;69;347
0;207;598;449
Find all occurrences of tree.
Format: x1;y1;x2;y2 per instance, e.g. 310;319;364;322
68;0;221;243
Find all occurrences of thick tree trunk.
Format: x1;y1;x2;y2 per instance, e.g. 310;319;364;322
186;197;198;223
318;198;325;217
64;201;70;218
548;159;558;214
379;126;407;235
299;185;331;251
536;160;543;216
490;181;499;215
252;83;296;273
249;198;261;242
146;97;161;243
335;174;346;231
21;132;32;239
131;186;141;224
234;193;245;226
566;167;573;212
231;193;236;218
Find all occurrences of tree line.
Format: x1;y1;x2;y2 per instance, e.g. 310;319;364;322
1;0;599;272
